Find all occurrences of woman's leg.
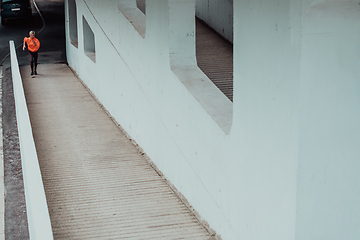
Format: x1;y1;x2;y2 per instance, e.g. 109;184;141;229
29;51;39;74
33;51;38;73
29;52;34;73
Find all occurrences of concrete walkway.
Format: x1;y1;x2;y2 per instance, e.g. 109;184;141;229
21;64;215;239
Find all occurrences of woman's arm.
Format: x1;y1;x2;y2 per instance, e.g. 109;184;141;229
23;39;26;51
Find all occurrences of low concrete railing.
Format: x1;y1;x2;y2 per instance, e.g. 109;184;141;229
9;40;53;240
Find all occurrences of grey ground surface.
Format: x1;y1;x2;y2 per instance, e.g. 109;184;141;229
1;1;66;238
2;64;29;240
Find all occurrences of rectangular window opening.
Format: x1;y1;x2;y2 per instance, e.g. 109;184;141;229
136;0;145;15
169;1;233;133
195;17;233;102
69;0;78;48
83;16;96;63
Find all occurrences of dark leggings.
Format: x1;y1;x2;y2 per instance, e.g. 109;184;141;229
29;51;38;72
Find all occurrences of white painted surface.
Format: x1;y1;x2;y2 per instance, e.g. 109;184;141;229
66;0;360;239
9;41;53;240
232;1;300;239
297;1;360;239
169;0;196;67
196;0;233;43
118;0;146;37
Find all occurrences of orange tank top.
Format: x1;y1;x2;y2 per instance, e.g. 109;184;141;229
24;37;40;52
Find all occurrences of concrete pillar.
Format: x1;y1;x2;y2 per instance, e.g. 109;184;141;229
296;1;360;239
231;0;301;239
232;0;360;239
145;0;170;67
168;0;196;67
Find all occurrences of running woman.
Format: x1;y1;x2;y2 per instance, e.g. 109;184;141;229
23;31;40;76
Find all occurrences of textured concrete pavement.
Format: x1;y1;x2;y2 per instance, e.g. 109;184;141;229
0;67;4;240
2;65;29;240
21;64;216;239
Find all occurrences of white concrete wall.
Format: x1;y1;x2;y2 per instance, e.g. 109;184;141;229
196;0;233;43
65;0;360;239
232;0;301;238
233;0;360;239
296;1;360;239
